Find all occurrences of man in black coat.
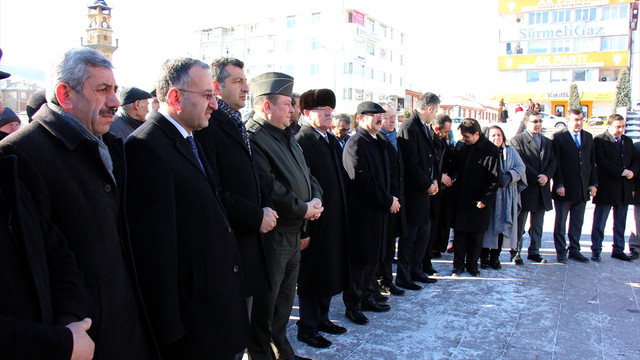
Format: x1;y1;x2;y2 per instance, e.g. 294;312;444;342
0;47;157;359
590;114;640;262
510;110;557;264
396;93;440;290
551;109;597;263
450;119;499;276
294;89;350;348
126;58;249;359
342;101;400;326
630;141;640;259
194;58;274;308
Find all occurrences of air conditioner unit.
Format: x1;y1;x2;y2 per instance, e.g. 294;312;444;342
601;77;608;82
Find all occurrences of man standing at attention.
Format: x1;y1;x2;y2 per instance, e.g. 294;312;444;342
109;86;153;139
0;47;157;359
246;72;323;360
194;58;275;318
510;110;556;264
590;114;639;262
551;109;597;263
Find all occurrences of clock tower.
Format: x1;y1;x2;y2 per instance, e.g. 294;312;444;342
84;0;118;60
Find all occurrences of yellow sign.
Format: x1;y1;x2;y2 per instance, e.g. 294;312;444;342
499;51;629;70
493;91;615;101
499;0;633;13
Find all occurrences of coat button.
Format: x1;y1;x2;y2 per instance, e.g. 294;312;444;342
233;265;239;272
104;184;112;192
227;226;232;233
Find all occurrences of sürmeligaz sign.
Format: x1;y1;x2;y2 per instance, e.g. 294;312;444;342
498;51;629;69
499;21;628;41
499;0;633;13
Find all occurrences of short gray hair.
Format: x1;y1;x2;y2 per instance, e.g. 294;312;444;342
416;92;440;110
156;58;209;102
50;48;113;104
333;113;352;127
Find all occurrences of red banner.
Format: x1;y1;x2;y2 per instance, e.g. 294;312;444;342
352;10;365;26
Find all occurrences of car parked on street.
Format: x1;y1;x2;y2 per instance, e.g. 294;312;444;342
587;115;607;126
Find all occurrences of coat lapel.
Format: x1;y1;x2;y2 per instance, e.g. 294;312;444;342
154;113;209;179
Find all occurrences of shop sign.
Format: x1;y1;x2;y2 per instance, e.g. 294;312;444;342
499;21;628;41
499;51;628;69
499;0;633;13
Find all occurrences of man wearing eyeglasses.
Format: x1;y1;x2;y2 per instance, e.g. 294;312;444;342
510;110;557;265
125;57;250;359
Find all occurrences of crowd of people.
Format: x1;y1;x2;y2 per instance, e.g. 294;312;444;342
1;46;639;360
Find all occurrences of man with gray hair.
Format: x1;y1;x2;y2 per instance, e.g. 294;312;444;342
0;47;158;358
332;113;351;148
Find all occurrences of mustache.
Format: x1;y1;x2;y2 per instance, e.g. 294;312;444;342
100;108;118;116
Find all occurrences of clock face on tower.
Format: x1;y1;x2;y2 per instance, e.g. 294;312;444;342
101;21;108;28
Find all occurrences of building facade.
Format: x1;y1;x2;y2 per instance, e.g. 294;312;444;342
0;80;41;115
82;0;118;61
193;8;407;114
496;0;637;118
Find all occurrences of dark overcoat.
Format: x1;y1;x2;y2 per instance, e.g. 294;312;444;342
0;152;87;360
592;131;639;206
551;130;597;203
0;105;157;359
342;127;393;265
451;134;500;233
510;130;556;212
194;106;270;297
295;125;349;297
397;111;438;225
380;133;407;238
633;142;640;205
125;112;249;359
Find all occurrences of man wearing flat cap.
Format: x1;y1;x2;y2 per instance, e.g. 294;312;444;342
294;89;349;349
342;101;400;326
109;86;153;139
246;72;323;360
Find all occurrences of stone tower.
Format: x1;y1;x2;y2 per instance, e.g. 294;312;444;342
84;0;118;60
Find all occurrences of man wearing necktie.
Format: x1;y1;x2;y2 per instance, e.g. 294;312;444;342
551;109;597;264
510;110;557;265
590;114;640;262
125;58;250;359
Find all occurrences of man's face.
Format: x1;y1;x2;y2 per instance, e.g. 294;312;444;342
217;65;249;111
0;121;20;134
360;113;383;135
177;66;217;133
267;95;293;130
609;119;626;138
423;104;439;124
335;120;350;140
434;121;451;140
567;113;583;133
132;98;149;121
307;106;333;133
381;108;396;132
488;128;504;147
68;66;120;136
526;114;542;134
150;97;160;111
291;97;301;123
461;131;480;145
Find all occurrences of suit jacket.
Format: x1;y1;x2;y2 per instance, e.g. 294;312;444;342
552;130;597;203
0;105;157;359
510;130;556;212
397;111;438;225
295;125;349;297
342;127;393;265
592;131;639;206
194;106;270;297
125;112;249;359
451;134;500;233
0;152;86;360
380;131;407;238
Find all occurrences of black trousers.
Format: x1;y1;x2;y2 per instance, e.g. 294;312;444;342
481;234;504;261
298;295;331;335
453;230;482;271
397;222;430;282
343;263;378;311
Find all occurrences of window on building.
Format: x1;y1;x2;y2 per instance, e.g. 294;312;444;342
365;91;373;101
573;37;598;52
527;40;548;54
552;10;572;23
575;8;596;22
286;16;295;28
400;55;404;65
528;12;549;24
344;62;353;74
389;74;393;84
285;65;294;76
286;40;294;52
527;70;543;83
380;24;387;37
356;64;365;77
355;89;364;101
20;92;27;100
366;67;374;79
600;36;628;51
310;64;320;75
602;4;629;20
311;12;321;26
366;42;375;56
311;38;320;51
343;88;352;100
572;69;594;82
551;39;571;53
379;71;386;82
390;51;393;62
390;29;393;40
400;77;403;87
550;70;570;82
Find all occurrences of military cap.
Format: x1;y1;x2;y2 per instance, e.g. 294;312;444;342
249;72;294;98
119;87;153;106
0;107;21;128
299;89;336;112
0;49;10;80
356;101;385;115
26;89;47;121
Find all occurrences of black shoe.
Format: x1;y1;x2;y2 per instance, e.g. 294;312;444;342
345;309;369;325
512;254;524;265
467;268;480;277
411;272;437;283
381;281;405;296
373;292;389;303
317;321;347;335
591;254;601;262
362;299;391;312
396;279;422;290
631;250;640;260
568;252;589;263
557;256;568;264
611;252;632;261
527;254;547;263
480;257;490;269
423;266;440;276
490;260;502;270
451;268;464;277
297;332;331;348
